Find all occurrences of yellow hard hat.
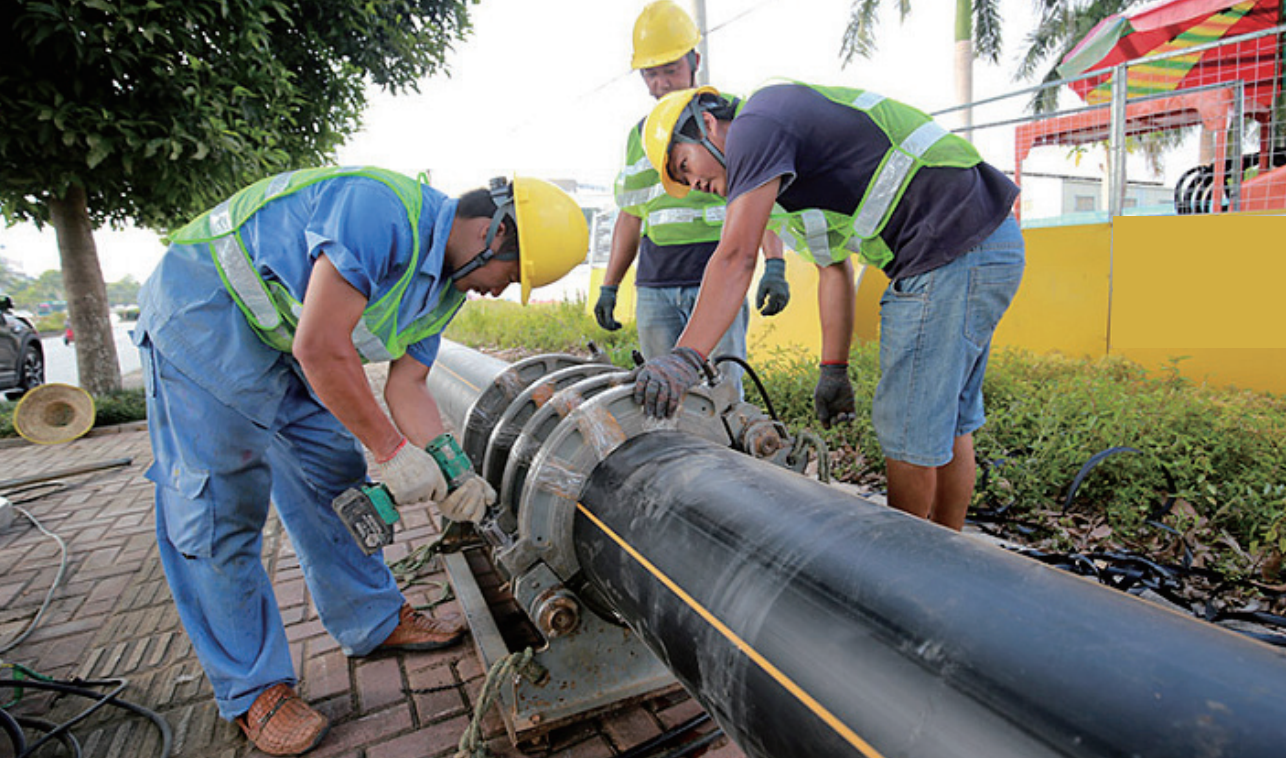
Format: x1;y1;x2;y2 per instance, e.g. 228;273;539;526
643;85;720;199
512;177;589;304
631;0;701;70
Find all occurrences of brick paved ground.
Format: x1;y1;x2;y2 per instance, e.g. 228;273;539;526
0;423;743;758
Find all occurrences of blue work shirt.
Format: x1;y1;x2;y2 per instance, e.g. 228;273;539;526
137;175;459;427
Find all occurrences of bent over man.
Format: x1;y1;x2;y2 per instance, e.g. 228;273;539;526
134;167;586;755
633;83;1024;532
595;0;788;396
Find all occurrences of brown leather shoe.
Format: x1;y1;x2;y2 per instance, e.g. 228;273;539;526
376;603;467;653
235;683;329;756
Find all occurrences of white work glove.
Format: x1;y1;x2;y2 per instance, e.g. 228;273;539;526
437;472;496;523
374;439;448;506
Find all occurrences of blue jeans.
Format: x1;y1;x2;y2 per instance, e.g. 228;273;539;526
635;285;748;398
872;216;1025;466
135;330;406;720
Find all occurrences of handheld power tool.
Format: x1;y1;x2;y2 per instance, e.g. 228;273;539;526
333;483;399;555
332;433;476;554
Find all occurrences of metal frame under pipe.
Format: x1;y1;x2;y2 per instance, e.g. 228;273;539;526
428;341;1286;758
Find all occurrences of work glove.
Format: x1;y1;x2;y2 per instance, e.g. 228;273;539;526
437;472;495;523
424;432;495;523
813;363;856;429
374;439;448;506
594;285;622;331
755;258;791;316
632;346;709;419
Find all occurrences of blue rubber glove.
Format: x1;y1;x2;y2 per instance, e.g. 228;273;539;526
755;258;790;316
632;347;708;419
594;285;622;331
813;363;856;429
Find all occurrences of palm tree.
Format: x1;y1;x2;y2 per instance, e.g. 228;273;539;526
1014;0;1144;114
841;0;1003;134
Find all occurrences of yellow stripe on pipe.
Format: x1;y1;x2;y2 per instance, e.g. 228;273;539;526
434;361;482;392
576;501;888;758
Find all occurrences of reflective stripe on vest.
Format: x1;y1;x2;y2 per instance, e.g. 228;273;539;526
177;167;447;362
615;121;726;246
757;81;982;268
618;183;667;210
776;209;836;265
848;98;952;240
648;206;726;227
213;233;282;330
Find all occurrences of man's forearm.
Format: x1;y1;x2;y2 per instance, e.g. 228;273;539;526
604;212;643;286
385;358;446;448
817;259;856;363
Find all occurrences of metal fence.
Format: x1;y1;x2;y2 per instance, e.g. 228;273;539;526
932;23;1286;228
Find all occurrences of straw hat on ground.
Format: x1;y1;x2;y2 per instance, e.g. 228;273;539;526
13;383;96;445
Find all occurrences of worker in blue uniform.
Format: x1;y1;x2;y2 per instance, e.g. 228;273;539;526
132;167;587;756
634;84;1024;533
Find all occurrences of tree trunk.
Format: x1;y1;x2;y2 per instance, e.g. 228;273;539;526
954;0;974;140
48;185;122;395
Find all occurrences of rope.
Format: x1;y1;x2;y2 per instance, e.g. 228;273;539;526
388;536;447;586
454;647;546;758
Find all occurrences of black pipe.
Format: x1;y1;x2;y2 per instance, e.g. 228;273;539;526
576;432;1286;758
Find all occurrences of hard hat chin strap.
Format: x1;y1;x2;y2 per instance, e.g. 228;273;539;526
673;99;726;171
452;179;518;283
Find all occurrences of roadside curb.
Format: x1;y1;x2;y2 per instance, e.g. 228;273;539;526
0;420;148;450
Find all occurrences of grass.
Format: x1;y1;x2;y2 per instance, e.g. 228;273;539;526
448;299;1286;594
11;297;1282;598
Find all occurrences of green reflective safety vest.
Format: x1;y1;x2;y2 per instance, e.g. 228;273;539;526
170;166;466;363
615;119;728;246
763;83;983;270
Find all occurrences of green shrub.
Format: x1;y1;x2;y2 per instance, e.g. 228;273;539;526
445;295;642;368
34;313;68;333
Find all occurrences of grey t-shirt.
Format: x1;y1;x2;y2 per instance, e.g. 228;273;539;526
725;84;1019;280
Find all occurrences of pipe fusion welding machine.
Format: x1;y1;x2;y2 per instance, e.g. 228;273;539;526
393;342;1286;758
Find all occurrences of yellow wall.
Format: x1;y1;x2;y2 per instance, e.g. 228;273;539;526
996;224;1112;358
586;265;638;325
587;214;1283;394
1110;215;1286;392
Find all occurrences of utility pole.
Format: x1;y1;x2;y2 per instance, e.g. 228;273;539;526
692;0;710;86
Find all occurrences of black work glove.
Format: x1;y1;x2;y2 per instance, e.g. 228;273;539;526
594;285;622;331
632;346;708;419
813;363;856;429
755;258;791;316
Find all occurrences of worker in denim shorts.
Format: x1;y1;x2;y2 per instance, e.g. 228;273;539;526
632;83;1024;532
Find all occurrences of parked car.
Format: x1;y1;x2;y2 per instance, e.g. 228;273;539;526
0;294;45;399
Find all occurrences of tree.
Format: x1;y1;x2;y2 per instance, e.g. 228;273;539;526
0;0;476;394
841;0;1004;134
107;275;141;307
1014;0;1144;114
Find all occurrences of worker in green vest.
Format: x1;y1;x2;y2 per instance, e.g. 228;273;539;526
594;0;789;396
633;83;1025;532
133;167;587;755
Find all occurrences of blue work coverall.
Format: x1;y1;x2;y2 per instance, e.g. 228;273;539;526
133;176;459;719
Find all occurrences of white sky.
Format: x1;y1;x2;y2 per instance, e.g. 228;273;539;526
0;0;1039;284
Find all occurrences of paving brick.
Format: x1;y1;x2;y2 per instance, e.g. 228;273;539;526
656;696;706;730
307;703;414;758
304;647;352;702
371;713;471;758
355;656;404;713
602;707;662;752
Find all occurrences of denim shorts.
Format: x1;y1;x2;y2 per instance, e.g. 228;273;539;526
872;216;1025;466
